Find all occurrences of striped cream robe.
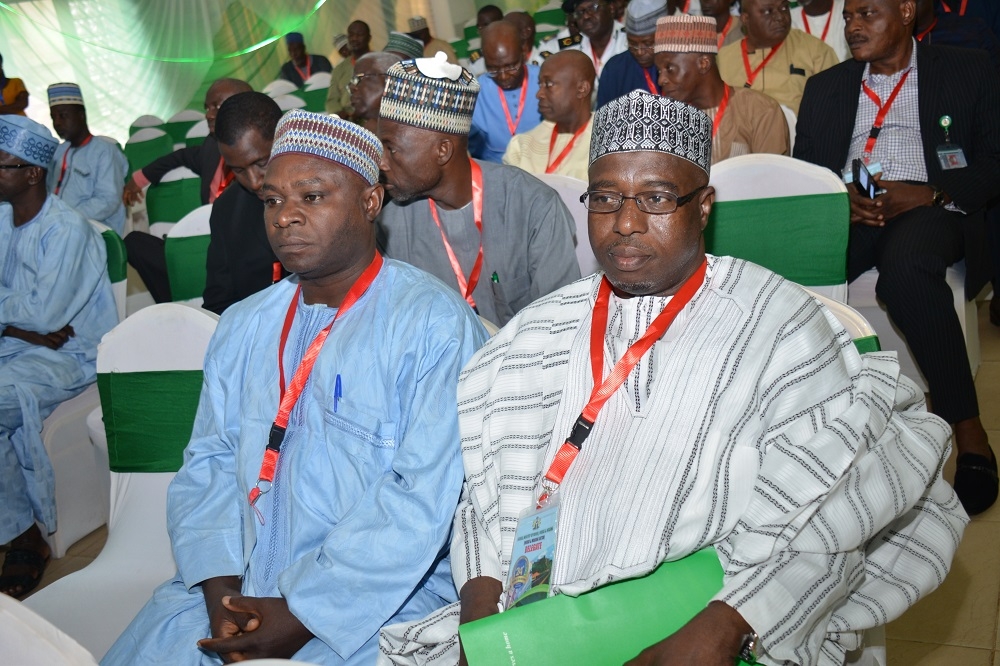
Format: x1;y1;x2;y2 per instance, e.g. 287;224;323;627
379;255;966;666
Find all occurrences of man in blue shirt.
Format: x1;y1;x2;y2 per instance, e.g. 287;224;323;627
46;83;128;235
102;110;487;665
470;20;542;162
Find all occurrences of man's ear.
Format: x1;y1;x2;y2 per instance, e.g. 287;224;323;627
437;136;456;166
697;55;712;75
697;184;715;232
27;166;44;186
578;79;593;99
365;182;385;221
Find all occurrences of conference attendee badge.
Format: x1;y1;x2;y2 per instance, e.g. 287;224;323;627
504;498;560;610
936;115;968;169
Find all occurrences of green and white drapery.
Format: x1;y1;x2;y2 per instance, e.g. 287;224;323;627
0;0;439;143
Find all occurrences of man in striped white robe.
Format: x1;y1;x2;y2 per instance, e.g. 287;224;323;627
379;90;966;666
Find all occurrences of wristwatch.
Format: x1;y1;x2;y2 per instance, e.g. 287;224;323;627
738;630;762;663
931;186;946;207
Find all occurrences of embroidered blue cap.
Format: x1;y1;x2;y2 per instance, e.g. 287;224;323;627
0;115;59;166
270;109;383;186
47;82;85;107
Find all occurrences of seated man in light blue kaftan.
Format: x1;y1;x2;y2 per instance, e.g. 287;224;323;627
45;83;128;235
102;110;488;665
0;115;117;598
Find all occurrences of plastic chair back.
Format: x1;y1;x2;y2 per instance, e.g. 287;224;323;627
707;154;849;299
164;204;212;305
534;173;597;277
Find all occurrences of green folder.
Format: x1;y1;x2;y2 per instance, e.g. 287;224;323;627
460;548;758;666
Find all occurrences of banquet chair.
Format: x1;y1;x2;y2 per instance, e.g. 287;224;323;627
163;109;205;148
707;154;850;302
804;288;881;355
304;71;332;89
533;173;598;277
146;166;201;239
274;94;307;111
25;304;219;661
164;204;213;307
184;118;209;147
127;114;164;137
263;79;299;97
39;222;128;558
123;128;173;175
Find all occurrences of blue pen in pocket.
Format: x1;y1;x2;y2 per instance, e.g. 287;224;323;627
335;374;342;413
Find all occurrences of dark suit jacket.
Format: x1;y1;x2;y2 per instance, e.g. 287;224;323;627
140;135;221;206
202;182;280;315
794;43;1000;295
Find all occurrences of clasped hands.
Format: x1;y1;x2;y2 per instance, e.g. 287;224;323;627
849;173;935;227
2;324;74;349
197;576;314;663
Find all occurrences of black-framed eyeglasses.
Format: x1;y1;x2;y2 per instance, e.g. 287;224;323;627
486;62;523;78
580;186;707;214
348;72;385;87
0;163;34;170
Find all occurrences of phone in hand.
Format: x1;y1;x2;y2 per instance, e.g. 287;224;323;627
852;158;878;199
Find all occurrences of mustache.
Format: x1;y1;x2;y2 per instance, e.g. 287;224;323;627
607;238;653;253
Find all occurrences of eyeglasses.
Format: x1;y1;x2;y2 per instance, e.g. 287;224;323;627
0;163;33;169
486;62;523;78
627;43;655;54
574;1;604;18
580;186;707;214
348;72;385;87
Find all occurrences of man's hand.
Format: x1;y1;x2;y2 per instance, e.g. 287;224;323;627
122;179;145;206
2;324;74;349
200;576;256;663
458;576;504;666
624;601;753;666
849;175;935;226
197;593;313;662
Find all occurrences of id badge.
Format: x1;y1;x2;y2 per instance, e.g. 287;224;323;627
937;144;968;170
503;498;560;609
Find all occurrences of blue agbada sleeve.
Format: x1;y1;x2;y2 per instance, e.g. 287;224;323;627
0;215;101;333
166;330;246;588
277;305;486;659
69;142;128;224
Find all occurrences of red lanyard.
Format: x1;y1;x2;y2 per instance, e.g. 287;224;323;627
940;0;967;14
590;42;602;70
293;57;312;84
861;68;912;157
428;159;484;309
916;18;938;41
802;9;833;41
741;38;784;88
546;122;589;174
712;85;731;139
498;68;529;136
717;16;734;50
537;258;707;505
642;67;658;95
53;134;92;195
248;252;384;514
682;0;692;12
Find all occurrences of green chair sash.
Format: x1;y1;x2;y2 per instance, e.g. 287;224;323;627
161;120;198;145
146;179;201;224
185;135;207;148
164;234;210;302
292;88;328;113
124;134;175;173
705;193;849;287
100;229;128;284
460;548;757;666
98;370;203;473
853;335;881;355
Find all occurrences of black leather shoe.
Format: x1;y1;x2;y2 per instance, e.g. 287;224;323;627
955;446;999;516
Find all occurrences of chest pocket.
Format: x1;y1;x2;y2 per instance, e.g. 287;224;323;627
491;273;530;323
322;405;397;473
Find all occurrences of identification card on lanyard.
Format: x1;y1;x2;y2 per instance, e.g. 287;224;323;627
502;259;709;608
505;498;561;609
936;114;968;170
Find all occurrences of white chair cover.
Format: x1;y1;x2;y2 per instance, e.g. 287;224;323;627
304;71;332;90
185;119;209;139
25;304;219;661
168;204;212;238
166;109;205;123
0;594;99;666
129;114;164;129
533;173;597;277
780;104;797;153
125;127;168;144
263;79;299;97
274;93;307;110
